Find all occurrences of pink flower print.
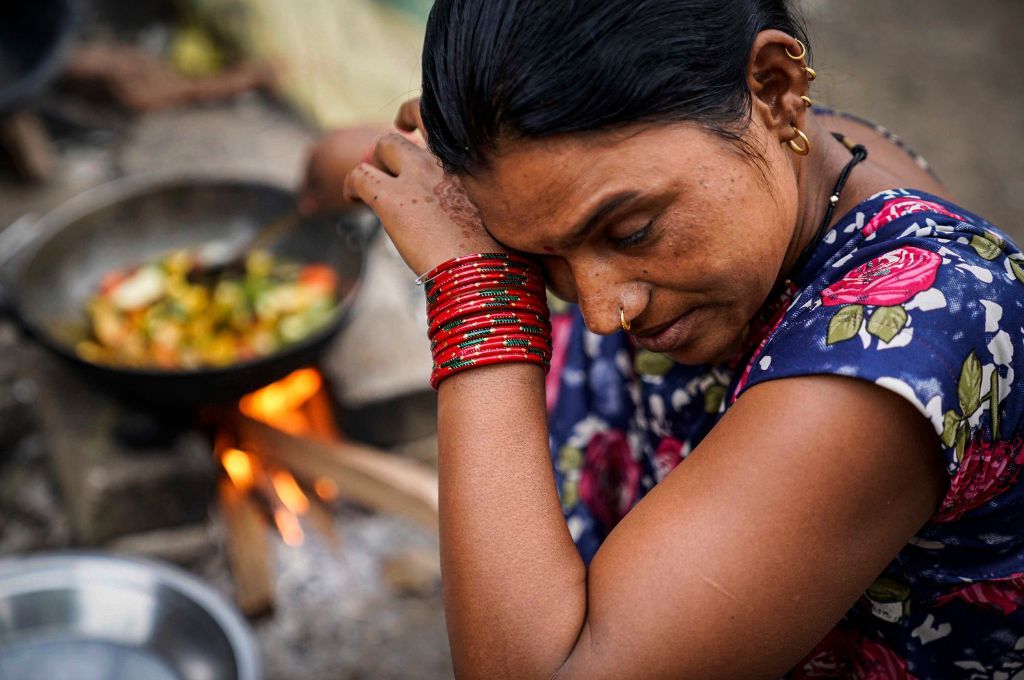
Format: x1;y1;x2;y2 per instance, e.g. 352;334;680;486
862;197;964;237
790;628;850;679
579;429;641;531
934;572;1024;615
933;433;1024;523
546;311;574;412
730;281;798;403
653;436;688;481
820;247;941;307
791;628;918;680
852;636;918;680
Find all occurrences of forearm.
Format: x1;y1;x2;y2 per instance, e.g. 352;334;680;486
438;362;588;678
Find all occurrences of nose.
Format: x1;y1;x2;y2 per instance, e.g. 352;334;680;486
571;258;647;336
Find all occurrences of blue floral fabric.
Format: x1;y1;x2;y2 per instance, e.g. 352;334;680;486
546;188;1024;678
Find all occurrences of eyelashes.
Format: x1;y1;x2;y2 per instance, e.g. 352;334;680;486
612;220;654;249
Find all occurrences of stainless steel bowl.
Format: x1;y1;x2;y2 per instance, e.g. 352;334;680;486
0;553;261;680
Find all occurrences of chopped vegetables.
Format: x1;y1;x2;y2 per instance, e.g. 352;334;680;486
77;249;338;369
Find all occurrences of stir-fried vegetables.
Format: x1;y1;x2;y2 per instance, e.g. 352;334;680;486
76;250;338;369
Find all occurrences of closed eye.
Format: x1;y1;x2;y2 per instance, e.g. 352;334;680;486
612;220;653;249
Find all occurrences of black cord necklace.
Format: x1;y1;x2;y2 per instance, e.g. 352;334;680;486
733;132;869;360
783;131;869;287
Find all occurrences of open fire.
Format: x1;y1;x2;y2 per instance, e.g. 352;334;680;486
218;369;336;562
213;367;438;616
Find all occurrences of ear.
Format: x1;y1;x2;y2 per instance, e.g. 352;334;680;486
746;29;814;148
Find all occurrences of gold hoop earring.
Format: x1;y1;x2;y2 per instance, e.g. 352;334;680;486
788;125;811;156
785;39;807;61
801;95;813;108
803;66;817;81
619;308;631;332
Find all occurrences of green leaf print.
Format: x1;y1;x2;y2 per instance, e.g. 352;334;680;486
1009;258;1024;285
970;233;1004;260
865;577;911;623
826;304;864;345
560;478;579;510
557;445;584;472
958;351;984;417
634;350;674;377
990;369;1001;441
941;409;962;448
955;422;968;463
866;305;909;343
703;384;726;414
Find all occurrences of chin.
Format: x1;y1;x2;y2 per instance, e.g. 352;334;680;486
664;322;745;366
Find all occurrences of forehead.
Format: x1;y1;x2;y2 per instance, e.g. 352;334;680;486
461;123;731;244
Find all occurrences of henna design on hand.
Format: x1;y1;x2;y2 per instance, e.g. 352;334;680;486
433;174;485;237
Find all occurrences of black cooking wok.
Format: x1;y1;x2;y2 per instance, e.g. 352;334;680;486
0;174;374;407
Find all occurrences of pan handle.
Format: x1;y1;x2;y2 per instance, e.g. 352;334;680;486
0;212;39;315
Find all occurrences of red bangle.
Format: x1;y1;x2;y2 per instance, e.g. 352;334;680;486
432;312;549;336
432;334;552;364
423;253;551;389
430;350;550;389
426;273;543;305
430;288;542;322
430;314;550;349
418;252;536;287
429;301;548;337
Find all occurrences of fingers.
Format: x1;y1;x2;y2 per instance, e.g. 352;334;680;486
342;162;393;206
371;131;427;176
394;98;425;138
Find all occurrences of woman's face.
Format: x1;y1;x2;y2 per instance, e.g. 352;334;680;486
462;118;800;365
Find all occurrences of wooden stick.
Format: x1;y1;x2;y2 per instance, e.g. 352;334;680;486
217;478;275;617
304;387;342;441
235;415;439;529
305;492;344;552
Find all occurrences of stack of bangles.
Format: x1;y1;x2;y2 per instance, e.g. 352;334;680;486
419;253;552;389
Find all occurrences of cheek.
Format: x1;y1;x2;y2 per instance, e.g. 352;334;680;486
542;258;578;303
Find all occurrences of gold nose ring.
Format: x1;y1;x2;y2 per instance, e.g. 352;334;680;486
620;308;631;332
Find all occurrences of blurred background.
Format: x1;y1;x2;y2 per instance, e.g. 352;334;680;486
0;1;1020;679
806;0;1023;236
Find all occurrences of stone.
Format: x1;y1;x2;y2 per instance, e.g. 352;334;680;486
31;348;216;545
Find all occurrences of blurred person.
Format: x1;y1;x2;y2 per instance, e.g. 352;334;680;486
342;1;1023;677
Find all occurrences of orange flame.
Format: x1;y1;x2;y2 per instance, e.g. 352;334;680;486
273;507;305;546
221;448;256;492
314;478;340;502
239;369;322;435
271;470;310;515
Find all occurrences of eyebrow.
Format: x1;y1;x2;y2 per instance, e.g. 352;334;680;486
559;191;641;248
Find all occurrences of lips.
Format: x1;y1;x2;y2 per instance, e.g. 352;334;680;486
632;308;698;353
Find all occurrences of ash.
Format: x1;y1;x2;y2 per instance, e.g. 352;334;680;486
252;512;450;680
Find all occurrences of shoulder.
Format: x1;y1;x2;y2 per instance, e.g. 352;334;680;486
736;189;1024;517
746;191;1023;402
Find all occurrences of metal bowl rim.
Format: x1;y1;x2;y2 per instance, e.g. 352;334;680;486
0;551;261;680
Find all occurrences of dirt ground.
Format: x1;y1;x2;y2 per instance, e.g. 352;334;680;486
805;0;1023;241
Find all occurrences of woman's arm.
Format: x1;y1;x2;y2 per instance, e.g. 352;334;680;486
437;366;944;679
438;364;587;676
345;132;947;679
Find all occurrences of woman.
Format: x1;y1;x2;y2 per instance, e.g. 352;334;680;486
338;1;1024;677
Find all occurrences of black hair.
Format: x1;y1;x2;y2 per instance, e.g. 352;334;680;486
420;0;810;175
